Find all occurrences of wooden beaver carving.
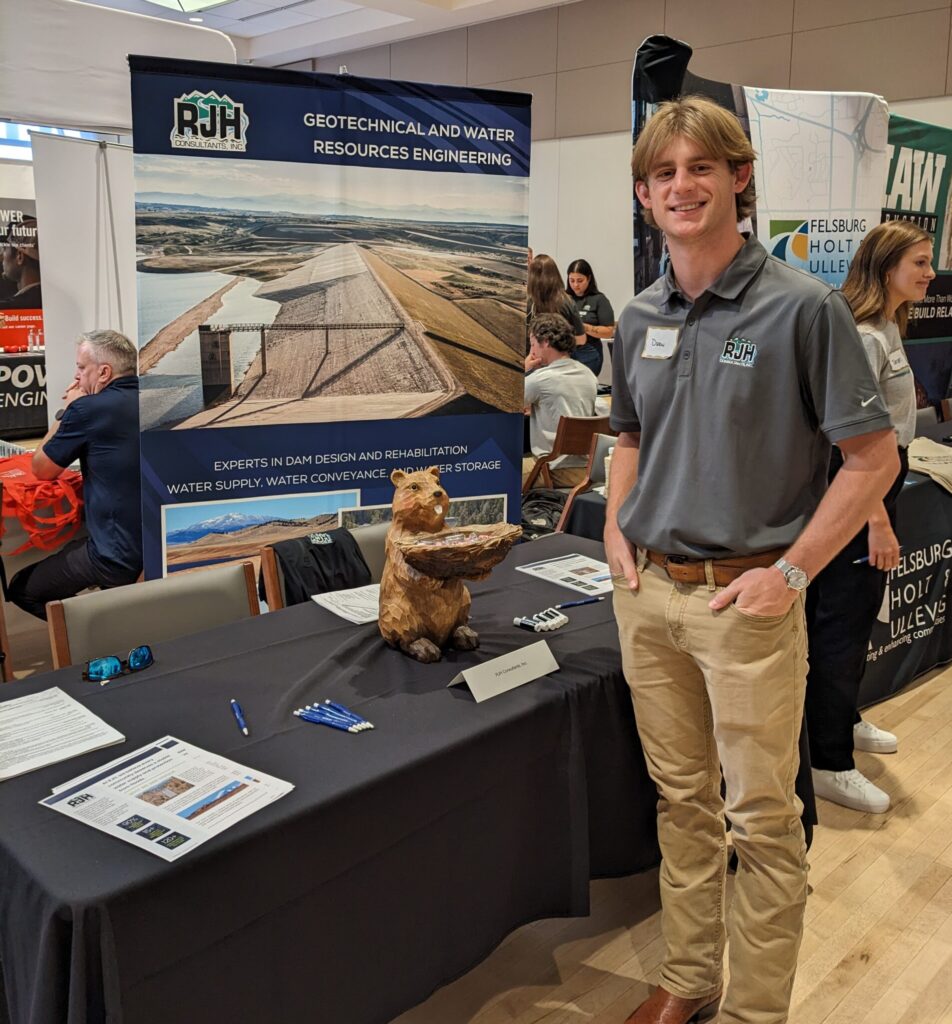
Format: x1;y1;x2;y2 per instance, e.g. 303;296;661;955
378;466;521;663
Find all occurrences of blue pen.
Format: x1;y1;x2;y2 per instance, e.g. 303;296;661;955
298;707;365;733
852;547;902;566
230;699;249;736
555;596;606;609
318;701;374;731
301;704;354;725
295;710;357;733
323;700;366;723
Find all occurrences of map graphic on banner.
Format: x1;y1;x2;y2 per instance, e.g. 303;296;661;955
884;114;952;405
130;57;529;579
746;88;888;286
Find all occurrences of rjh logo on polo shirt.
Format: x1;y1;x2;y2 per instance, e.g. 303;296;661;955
720;337;757;368
171;91;249;152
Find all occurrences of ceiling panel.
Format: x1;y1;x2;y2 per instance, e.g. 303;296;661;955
75;0;580;65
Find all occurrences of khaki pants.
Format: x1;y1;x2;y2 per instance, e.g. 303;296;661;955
613;554;808;1024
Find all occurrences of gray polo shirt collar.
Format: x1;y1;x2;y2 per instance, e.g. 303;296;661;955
658;234;768;310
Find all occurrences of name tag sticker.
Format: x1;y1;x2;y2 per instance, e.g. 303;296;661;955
642;326;680;359
888;349;908;372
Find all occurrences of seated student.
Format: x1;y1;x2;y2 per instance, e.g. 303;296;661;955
523;313;597;488
9;330;142;619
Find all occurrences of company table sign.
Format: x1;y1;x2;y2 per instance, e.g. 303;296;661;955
448;640;559;703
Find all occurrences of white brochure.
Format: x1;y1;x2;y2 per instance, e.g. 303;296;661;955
41;736;293;862
0;687;125;782
515;552;613;595
448;640;559;703
311;583;381;624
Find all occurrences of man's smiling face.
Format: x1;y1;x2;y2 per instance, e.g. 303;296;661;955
635;135;750;246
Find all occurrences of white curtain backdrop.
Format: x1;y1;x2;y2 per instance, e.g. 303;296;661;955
31;133;137;420
0;0;235;133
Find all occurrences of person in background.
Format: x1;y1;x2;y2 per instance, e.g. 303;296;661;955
566;258;615;377
606;95;898;1024
806;220;934;814
527;253;586;355
523;313;597;488
0;217;41;310
8;330;142;619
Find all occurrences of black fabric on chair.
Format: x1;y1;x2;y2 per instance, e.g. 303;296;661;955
267;527;371;606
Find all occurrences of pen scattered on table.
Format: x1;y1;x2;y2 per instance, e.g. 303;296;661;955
294;700;374;734
230;698;249;736
555;596;605;609
852;547;903;566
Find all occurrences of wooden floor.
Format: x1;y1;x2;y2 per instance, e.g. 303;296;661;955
393;663;952;1024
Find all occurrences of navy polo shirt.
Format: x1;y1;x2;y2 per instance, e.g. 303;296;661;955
44;375;142;576
610;236;893;558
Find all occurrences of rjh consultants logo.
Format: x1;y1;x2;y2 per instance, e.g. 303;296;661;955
171;91;248;151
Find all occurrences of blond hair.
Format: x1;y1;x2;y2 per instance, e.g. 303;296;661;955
841;220;933;337
631;95;757;228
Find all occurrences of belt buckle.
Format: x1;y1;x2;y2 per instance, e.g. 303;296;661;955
663;554;690;582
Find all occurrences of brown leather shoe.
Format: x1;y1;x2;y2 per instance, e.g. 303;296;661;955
624;984;721;1024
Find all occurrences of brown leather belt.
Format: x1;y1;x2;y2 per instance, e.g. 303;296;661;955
646;548;784;586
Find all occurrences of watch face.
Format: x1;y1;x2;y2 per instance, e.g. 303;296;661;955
786;567;809;591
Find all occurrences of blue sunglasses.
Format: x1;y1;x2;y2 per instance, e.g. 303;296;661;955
83;645;154;683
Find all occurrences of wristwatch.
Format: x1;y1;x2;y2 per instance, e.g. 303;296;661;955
774;558;809;592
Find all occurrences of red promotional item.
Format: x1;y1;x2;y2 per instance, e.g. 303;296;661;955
0;453;83;554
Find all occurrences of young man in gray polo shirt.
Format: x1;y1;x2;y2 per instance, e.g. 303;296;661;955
606;96;899;1024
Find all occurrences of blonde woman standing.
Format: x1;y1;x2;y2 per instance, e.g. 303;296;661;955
807;220;935;814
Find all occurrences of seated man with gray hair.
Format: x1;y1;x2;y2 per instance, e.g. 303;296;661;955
9;330;142;619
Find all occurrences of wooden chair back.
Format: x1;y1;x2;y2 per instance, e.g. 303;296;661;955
556;432;617;533
523;414;614;493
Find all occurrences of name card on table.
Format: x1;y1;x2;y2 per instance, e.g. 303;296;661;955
448;640;558;703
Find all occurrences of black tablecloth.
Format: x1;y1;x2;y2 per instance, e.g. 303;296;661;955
564;431;952;707
0;535;659;1024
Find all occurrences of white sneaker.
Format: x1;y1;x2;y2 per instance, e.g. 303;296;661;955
812;768;890;813
854;719;898;754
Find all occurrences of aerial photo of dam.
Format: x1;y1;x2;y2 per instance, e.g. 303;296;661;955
135;155;528;431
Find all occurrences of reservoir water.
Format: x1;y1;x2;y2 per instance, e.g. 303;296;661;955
139;271;280;429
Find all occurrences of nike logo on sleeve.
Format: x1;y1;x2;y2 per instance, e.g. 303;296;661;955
860;395;877;407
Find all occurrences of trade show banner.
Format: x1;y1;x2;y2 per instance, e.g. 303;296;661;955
884;114;952;405
0;197;44;351
860;482;952;706
748;89;887;287
130;57;529;579
631;37;889;293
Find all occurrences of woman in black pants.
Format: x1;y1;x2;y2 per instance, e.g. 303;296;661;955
807;220;935;814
